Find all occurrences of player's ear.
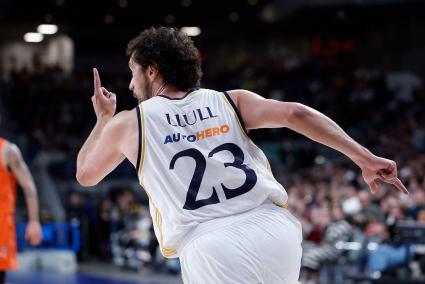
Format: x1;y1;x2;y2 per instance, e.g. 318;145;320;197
147;64;158;79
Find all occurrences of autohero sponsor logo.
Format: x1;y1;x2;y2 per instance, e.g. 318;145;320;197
164;124;230;144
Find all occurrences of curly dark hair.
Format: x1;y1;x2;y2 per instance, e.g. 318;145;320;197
126;27;202;91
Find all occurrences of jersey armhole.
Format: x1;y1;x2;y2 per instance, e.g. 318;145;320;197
135;105;142;174
222;91;249;136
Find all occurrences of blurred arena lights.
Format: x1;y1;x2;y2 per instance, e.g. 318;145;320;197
117;0;128;8
24;32;44;42
181;26;201;36
37;24;58;35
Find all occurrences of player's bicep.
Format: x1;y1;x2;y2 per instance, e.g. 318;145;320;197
228;90;299;129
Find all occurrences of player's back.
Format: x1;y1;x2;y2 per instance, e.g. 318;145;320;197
136;88;288;257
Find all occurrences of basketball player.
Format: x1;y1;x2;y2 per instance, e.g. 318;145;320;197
0;138;42;283
76;27;408;284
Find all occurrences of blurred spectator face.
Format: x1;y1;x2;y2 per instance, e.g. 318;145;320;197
331;206;344;221
365;221;389;240
388;206;405;220
413;189;425;206
381;196;398;213
311;207;330;227
346;186;358;198
69;191;85;207
314;183;327;204
101;198;112;211
100;198;112;220
118;190;135;212
407;177;418;190
358;190;370;207
417;209;425;224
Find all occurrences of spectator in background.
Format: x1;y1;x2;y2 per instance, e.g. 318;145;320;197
301;206;352;283
95;197;113;260
66;190;92;260
417;209;425;224
351;190;385;229
364;222;414;276
110;189;155;270
406;188;425;220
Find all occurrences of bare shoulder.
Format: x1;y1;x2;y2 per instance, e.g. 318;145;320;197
226;89;264;109
4;142;22;160
104;109;139;159
105;109;137;133
110;109;134;124
2;141;24;170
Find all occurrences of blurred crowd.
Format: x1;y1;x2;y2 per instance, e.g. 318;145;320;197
1;32;425;283
66;188;179;273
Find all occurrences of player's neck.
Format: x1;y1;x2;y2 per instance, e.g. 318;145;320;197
154;83;186;99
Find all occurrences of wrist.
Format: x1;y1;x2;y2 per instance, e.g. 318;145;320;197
351;147;374;168
95;116;112;129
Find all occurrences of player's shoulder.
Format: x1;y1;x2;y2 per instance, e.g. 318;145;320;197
227;89;259;98
222;89;260;108
3;141;22;164
194;88;237;102
187;88;226;98
106;109;137;134
109;109;133;124
5;141;20;155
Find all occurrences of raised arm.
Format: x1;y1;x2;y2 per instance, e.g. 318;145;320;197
229;89;408;195
76;68;129;187
5;143;42;245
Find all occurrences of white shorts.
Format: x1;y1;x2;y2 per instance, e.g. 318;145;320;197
179;203;303;284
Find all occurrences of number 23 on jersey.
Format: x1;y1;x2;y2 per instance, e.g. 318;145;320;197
169;143;258;210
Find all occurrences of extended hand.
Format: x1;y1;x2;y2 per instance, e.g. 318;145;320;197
92;68;116;120
25;221;43;246
360;155;409;195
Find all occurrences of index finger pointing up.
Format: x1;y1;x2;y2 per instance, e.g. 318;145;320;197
93;68;102;94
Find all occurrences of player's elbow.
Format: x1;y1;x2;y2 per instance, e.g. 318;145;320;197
76;168;99;187
286;103;310;125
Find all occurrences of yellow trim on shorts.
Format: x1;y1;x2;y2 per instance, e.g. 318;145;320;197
278;202;289;209
219;92;250;139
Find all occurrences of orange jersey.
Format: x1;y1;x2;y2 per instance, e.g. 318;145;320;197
0;137;18;270
0;138;17;215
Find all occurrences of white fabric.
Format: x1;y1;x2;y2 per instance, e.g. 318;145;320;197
138;88;288;257
179;203;302;284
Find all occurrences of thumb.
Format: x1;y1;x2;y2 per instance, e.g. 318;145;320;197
101;87;111;98
368;180;378;194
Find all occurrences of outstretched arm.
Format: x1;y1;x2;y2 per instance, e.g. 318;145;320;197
5;143;43;246
229;89;408;195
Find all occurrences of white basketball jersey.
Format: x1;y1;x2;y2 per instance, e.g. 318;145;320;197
136;88;288;258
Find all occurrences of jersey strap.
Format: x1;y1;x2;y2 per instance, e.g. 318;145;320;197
222;91;249;136
135;105;142;174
